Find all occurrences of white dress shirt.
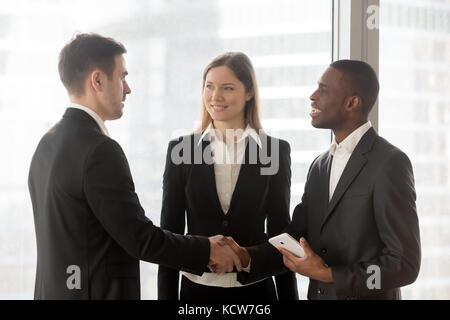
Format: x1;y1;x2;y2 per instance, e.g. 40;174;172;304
329;121;372;201
182;123;261;288
68;102;110;137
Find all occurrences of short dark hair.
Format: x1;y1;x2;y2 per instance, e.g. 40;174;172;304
58;33;126;96
330;59;380;115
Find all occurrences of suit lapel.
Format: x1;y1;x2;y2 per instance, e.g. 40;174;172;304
227;137;262;215
320;152;333;205
198;139;226;215
200;135;265;216
321;128;378;231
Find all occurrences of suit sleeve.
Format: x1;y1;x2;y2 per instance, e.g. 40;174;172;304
265;140;298;300
158;140;186;300
83;138;210;273
331;150;421;298
284;154;320;240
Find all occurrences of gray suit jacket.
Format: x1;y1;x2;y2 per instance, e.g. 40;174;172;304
239;128;421;299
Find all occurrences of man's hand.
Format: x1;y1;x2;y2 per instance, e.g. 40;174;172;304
208;235;242;273
279;237;333;283
221;236;250;269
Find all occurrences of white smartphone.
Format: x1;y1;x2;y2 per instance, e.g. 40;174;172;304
269;233;305;258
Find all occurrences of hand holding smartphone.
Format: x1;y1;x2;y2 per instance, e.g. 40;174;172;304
269;233;305;258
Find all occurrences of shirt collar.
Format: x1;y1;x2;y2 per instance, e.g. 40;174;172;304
198;123;262;148
68;102;110;137
329;121;372;155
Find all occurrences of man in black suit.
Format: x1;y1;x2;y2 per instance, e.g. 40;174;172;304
28;33;241;299
224;60;421;299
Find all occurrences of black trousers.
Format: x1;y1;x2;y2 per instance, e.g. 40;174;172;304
180;275;278;302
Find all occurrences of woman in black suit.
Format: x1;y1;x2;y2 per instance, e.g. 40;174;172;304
157;52;298;301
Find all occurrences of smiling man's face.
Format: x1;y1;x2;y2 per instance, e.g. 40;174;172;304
309;67;349;130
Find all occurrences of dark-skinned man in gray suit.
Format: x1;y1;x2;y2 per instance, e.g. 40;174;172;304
223;60;421;300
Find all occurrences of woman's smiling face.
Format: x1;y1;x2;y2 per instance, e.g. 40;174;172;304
203;65;252;126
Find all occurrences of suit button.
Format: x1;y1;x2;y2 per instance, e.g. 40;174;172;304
321;248;327;254
222;220;229;227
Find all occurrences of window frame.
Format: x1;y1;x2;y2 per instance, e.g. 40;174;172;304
332;0;380;131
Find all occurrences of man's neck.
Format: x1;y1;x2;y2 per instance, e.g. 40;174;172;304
69;96;105;122
332;119;368;144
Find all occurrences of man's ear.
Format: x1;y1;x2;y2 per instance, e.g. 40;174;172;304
90;70;103;92
345;95;362;112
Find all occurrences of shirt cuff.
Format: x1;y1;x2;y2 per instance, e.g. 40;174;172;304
242;258;251;273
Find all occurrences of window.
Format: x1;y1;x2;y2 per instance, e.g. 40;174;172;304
379;0;450;299
0;0;332;299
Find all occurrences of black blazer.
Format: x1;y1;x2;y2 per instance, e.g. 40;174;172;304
240;128;421;299
28;108;210;299
157;132;298;300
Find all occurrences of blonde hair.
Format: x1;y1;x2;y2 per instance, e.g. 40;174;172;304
195;52;263;133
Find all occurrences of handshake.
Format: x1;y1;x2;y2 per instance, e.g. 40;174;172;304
208;235;250;274
207;234;334;283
